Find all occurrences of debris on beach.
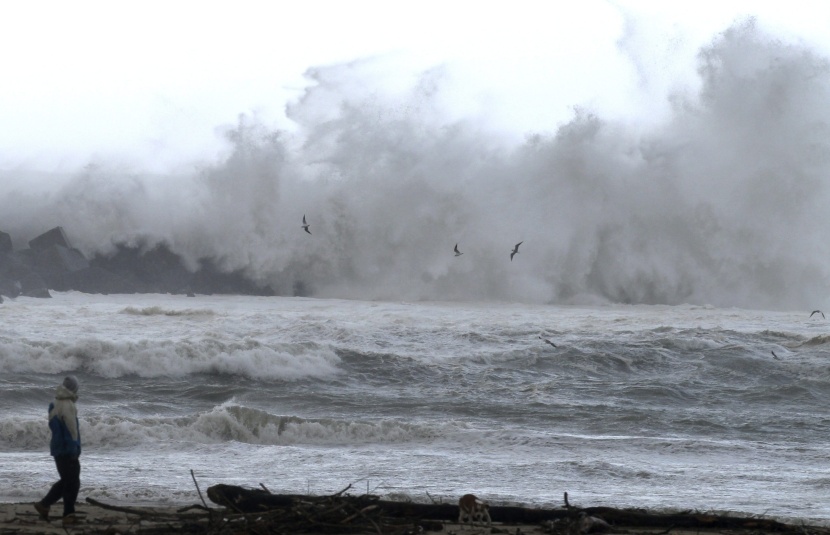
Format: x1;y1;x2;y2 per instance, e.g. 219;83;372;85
6;479;826;535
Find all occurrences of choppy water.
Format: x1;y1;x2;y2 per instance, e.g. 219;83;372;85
2;292;830;523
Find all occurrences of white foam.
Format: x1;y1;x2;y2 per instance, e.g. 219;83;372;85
0;337;340;379
1;403;460;450
1;23;829;310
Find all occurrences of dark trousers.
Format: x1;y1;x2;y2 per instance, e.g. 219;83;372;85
41;455;81;517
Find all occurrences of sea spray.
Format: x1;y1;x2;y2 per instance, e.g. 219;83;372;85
0;21;829;309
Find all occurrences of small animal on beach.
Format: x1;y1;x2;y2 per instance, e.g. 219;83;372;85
577;512;612;534
810;310;825;319
454;244;463;257
510;241;523;261
458;493;491;528
302;215;311;235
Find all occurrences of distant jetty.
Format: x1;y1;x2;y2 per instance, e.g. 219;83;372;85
0;226;277;299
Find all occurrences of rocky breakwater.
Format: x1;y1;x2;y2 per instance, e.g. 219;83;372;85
0;226;275;299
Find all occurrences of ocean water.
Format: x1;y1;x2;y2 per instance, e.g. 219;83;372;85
2;292;829;524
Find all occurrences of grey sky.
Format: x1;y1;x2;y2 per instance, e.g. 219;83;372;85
1;1;829;171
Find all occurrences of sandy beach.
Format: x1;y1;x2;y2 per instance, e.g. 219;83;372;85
0;500;213;534
2;496;827;535
0;501;177;534
2;500;520;534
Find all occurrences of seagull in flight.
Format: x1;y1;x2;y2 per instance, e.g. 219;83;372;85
810;310;825;319
454;244;463;257
301;215;311;235
510;241;523;261
771;350;781;360
539;335;557;348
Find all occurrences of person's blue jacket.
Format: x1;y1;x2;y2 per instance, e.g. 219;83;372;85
48;384;81;458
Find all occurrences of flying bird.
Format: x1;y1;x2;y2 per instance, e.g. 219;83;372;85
510;241;523;261
810;310;825;319
301;215;311;235
539;335;557;348
771;350;781;360
454;244;463;257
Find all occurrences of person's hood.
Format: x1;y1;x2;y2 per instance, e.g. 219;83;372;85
55;384;78;402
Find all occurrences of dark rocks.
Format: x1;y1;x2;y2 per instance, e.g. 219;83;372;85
0;227;277;299
191;257;275;296
29;245;90;290
0;251;50;298
91;243;193;294
28;226;72;250
61;266;139;295
0;231;11;255
90;243;275;296
21;284;52;298
0;279;21;298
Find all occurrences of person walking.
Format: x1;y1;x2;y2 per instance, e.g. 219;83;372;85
33;375;82;526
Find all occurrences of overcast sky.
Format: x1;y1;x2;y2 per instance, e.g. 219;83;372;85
2;0;830;172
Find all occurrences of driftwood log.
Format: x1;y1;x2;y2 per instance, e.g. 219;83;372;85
205;483;442;534
206;484;799;532
75;485;829;535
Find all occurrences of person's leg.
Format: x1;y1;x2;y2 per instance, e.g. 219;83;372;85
34;457;66;520
56;456;81;517
39;457;65;508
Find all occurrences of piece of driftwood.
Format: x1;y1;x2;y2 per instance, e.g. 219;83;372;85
208;483;457;517
207;483;310;510
206;484;801;533
206;483;438;534
85;497;206;520
577;506;791;531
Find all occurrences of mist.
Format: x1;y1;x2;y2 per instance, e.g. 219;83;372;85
1;20;829;310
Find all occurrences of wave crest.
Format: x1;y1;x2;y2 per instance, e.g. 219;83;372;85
0;337;340;380
0;405;444;450
120;306;217;317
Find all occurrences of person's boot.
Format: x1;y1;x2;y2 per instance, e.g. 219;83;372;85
33;502;50;521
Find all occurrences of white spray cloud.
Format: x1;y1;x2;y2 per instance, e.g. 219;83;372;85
0;20;828;310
